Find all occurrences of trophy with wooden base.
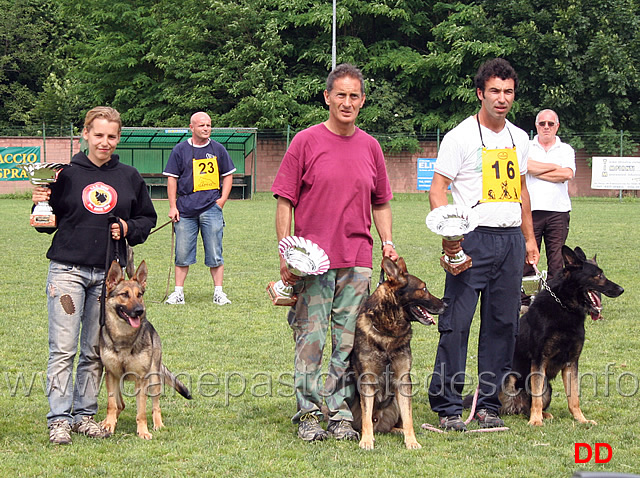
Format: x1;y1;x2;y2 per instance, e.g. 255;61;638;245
426;205;479;275
267;236;330;306
19;162;64;228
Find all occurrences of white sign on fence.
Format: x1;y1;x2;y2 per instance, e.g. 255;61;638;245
591;157;640;190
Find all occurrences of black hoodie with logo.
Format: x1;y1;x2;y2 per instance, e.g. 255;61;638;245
38;151;157;268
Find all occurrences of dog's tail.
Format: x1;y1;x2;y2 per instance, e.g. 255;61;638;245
161;364;193;400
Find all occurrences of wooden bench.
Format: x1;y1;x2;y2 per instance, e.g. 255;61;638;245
141;173;168;199
141;173;251;199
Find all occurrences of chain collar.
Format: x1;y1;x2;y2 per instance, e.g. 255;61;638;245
535;264;566;309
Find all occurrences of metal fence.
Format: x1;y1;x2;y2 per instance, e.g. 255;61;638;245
3;125;640;158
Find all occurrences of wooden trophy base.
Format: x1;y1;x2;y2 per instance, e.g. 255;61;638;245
267;281;298;306
30;213;56;228
440;255;472;275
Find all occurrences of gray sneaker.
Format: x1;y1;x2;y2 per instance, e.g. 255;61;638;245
327;419;360;441
71;416;112;438
474;409;505;428
49;419;72;445
297;413;328;441
439;415;467;432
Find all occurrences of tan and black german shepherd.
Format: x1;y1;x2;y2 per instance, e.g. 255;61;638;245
351;257;446;450
100;260;192;439
500;246;624;426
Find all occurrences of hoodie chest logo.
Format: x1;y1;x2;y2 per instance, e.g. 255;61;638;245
82;182;118;214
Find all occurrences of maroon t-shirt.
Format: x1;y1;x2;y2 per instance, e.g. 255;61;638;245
271;123;392;269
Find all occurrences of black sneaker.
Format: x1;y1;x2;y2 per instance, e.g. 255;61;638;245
297;413;328;441
475;408;505;428
439;415;467;432
327;419;360;441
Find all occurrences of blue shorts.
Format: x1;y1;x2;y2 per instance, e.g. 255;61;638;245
174;204;224;268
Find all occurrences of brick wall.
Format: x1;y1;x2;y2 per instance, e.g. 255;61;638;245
0;137;79;195
2;135;634;198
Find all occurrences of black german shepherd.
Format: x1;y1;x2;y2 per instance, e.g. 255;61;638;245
100;260;192;439
351;257;446;449
500;246;624;426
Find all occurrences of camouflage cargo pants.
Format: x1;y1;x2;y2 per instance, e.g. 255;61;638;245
288;267;371;423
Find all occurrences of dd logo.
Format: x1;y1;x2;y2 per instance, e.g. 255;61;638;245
574;443;612;463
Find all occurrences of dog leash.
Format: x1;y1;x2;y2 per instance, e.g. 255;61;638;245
532;264;566;309
377;268;385;287
100;216;126;327
145;219;176;303
421;386;510;434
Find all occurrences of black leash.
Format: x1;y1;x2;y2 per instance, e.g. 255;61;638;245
146;219;176;303
377;268;385;287
100;215;126;327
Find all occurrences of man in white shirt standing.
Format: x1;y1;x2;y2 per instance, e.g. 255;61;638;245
523;109;575;301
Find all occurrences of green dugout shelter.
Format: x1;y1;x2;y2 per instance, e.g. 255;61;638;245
114;127;257;199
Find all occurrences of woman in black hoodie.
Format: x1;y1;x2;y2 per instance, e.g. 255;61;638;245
31;107;157;444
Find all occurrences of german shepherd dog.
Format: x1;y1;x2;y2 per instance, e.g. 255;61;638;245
500;246;624;426
351;257;446;449
100;260;192;439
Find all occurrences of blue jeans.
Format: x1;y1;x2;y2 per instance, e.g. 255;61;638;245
46;261;104;426
174;204;224;267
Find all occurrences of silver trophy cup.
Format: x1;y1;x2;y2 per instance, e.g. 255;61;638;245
20;162;64;228
267;236;330;306
426;205;479;275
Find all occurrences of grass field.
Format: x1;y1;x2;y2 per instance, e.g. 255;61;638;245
0;193;638;477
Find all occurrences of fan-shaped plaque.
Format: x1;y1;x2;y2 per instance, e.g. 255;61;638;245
426;205;479;241
278;236;330;276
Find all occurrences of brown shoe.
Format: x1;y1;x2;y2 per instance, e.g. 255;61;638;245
49;419;72;445
71;416;112;438
297;413;328;441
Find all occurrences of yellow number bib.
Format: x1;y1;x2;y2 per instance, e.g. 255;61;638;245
192;156;220;192
481;147;521;203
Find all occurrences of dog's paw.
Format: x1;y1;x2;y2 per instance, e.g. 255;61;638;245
579;418;597;426
528;418;544;427
359;438;375;450
405;440;422;450
542;412;554;420
100;419;117;433
137;430;153;440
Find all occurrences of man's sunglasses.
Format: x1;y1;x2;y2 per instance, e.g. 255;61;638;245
537;121;556;127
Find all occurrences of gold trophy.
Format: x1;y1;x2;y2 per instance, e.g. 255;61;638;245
267;236;330;306
426;205;479;275
20;162;64;228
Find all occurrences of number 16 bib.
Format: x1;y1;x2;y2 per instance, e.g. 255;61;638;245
481;147;521;203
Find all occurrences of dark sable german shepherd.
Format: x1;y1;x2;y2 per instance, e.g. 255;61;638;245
500;246;623;426
100;260;192;439
351;257;446;449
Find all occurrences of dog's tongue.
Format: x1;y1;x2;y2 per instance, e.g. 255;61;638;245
128;316;141;328
589;291;603;321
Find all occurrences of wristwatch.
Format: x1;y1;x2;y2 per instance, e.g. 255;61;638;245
381;240;396;249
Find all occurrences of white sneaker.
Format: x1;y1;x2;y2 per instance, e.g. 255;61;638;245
165;291;185;305
213;291;231;305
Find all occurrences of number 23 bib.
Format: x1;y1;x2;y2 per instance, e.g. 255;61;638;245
481;147;521;203
192;156;220;192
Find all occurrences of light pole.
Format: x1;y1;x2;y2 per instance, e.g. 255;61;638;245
332;0;336;70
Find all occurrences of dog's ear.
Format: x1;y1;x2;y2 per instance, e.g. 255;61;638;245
382;257;407;287
397;257;408;274
573;246;587;261
133;260;148;291
106;260;123;292
562;245;582;267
